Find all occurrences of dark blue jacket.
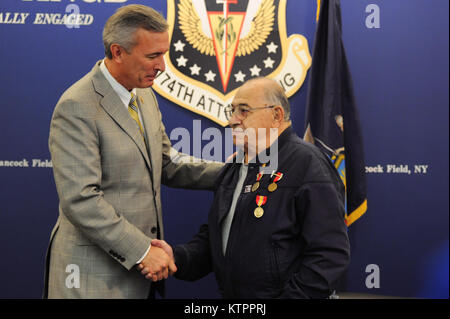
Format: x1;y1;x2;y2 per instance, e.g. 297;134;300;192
173;127;350;298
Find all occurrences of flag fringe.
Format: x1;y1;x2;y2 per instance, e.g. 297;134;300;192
345;199;367;226
316;0;321;22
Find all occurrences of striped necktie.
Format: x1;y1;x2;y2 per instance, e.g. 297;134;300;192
128;92;145;139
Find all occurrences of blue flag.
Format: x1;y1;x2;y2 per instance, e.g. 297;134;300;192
304;0;367;226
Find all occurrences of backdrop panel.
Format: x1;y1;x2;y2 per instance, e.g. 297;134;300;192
0;0;448;298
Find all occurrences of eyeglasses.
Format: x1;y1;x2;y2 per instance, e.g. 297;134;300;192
224;104;275;119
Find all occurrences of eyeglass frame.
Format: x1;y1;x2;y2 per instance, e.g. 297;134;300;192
224;104;276;119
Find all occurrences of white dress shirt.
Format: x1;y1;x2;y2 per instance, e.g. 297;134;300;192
99;60;146;131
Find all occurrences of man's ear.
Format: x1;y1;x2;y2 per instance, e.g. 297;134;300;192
272;105;285;125
110;44;125;63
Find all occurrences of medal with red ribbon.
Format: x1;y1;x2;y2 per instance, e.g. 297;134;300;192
268;171;283;192
254;195;267;218
251;171;264;192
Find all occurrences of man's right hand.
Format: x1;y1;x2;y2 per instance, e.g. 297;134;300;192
150;239;174;261
138;244;177;282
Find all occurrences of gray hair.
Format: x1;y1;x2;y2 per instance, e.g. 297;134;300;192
103;5;169;59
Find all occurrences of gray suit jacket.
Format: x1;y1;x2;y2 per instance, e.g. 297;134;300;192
44;61;223;298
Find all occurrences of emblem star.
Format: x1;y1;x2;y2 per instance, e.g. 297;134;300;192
249;65;261;77
176;55;188;67
173;40;186;52
204;70;216;82
234;70;246;83
266;42;278;54
263;57;275;69
189;64;201;76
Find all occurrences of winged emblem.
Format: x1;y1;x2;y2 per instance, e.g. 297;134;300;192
154;0;312;126
178;0;275;57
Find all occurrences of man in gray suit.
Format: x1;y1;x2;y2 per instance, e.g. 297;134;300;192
44;5;223;299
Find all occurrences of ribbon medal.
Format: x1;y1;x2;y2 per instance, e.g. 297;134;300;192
251;172;264;192
268;171;283;192
254;195;267;218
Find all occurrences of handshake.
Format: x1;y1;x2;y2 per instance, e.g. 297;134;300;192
137;239;176;281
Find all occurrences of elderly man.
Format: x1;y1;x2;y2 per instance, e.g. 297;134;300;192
144;77;350;298
44;5;223;299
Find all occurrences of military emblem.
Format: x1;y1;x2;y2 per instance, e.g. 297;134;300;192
153;0;312;126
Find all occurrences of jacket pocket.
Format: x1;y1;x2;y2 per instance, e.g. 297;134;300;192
270;243;282;288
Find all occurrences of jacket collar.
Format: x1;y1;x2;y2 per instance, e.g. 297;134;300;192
231;125;295;170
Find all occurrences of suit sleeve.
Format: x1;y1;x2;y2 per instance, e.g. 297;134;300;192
279;181;350;299
172;224;213;281
49;99;151;270
145;88;224;190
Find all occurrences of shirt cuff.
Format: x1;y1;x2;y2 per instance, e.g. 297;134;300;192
135;244;151;264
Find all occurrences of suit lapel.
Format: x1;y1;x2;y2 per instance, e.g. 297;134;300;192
136;94;157;177
91;62;152;172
